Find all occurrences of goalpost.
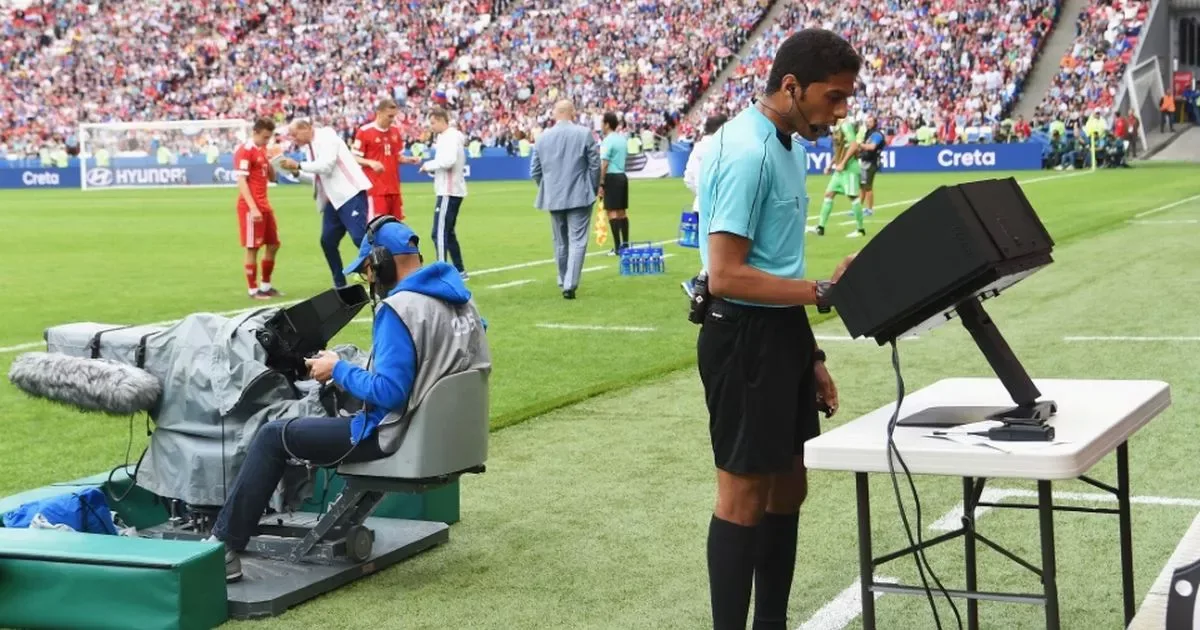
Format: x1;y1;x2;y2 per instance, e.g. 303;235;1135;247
78;119;253;191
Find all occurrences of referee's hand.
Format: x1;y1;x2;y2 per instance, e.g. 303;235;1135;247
832;253;857;282
815;362;838;417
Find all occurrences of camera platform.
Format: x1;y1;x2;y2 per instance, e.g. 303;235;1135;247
143;511;448;619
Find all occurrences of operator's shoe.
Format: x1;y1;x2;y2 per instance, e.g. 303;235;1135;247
224;548;243;583
847;229;866;238
204;535;242;582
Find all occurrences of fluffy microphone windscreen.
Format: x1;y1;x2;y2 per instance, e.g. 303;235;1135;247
7;352;161;416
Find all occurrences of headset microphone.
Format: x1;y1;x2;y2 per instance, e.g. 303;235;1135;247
787;85;828;138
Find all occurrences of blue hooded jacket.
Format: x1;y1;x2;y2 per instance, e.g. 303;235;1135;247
331;261;479;445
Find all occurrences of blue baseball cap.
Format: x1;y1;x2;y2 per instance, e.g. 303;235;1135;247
343;220;421;276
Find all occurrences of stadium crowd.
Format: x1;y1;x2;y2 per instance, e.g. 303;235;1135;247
2;0;271;160
412;0;769;152
684;0;1060;144
0;0;1160;163
1028;0;1147;136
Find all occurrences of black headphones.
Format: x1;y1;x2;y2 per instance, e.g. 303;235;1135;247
364;215;400;296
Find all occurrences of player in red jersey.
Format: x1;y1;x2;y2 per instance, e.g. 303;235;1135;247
234;117;283;300
352;99;421;221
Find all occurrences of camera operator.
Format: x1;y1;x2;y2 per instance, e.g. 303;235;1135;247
692;29;860;630
208;217;490;583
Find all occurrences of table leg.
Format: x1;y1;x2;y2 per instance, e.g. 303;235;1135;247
963;477;980;630
856;473;876;630
1038;480;1060;630
1117;442;1135;624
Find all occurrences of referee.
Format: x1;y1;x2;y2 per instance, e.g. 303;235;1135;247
695;29;861;630
598;112;630;253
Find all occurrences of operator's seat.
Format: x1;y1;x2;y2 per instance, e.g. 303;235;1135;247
337;369;489;483
246;369;490;570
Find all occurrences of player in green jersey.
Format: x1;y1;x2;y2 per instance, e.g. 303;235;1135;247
808;117;865;238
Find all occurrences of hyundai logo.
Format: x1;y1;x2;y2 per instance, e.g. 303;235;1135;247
86;168;114;187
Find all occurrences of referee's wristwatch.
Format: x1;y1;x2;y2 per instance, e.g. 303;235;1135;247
815;280;834;313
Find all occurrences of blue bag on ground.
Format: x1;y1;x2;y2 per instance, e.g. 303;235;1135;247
2;487;119;535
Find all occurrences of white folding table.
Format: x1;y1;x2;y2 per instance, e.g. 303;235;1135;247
804;377;1172;630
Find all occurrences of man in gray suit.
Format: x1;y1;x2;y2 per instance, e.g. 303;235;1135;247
531;100;601;299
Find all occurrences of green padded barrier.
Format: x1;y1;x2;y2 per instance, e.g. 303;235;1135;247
0;528;227;629
0;468;169;531
301;472;461;524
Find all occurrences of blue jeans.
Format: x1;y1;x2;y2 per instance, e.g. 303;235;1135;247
321;191;369;287
212;416;386;552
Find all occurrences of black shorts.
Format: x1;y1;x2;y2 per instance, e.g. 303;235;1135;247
696;298;819;475
603;173;628;210
860;162;878;190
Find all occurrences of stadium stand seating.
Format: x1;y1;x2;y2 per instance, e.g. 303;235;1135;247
683;0;1060;143
0;0;1148;160
1029;0;1147;133
409;0;770;149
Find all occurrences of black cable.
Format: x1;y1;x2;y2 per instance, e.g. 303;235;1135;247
105;412;147;504
886;339;963;630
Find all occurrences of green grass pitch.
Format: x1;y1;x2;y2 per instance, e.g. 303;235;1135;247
2;163;1200;628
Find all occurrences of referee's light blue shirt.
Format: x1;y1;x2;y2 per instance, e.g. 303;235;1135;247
601;132;627;173
698;104;810;307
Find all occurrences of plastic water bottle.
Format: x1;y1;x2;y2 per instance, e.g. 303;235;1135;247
620;252;631;276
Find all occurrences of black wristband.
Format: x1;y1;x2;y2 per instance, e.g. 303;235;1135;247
814;349;827;363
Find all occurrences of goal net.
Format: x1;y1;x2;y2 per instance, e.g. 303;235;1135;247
78;119;253;191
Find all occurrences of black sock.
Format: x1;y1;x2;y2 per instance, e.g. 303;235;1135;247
618;217;630;245
708;515;758;630
752;512;800;630
610;218;623;251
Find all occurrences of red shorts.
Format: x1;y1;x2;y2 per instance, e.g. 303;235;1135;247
368;194;404;221
237;207;280;249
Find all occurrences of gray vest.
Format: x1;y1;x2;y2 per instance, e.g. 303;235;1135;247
375;290;492;453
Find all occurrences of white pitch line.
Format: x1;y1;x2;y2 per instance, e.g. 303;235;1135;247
535;323;657;333
931;488;1200;532
806;170;1093;224
798;576;899;630
0;342;44;354
1128;219;1200;225
1132;193;1200;218
1063;336;1200;342
580;265;607;273
487;278;537;289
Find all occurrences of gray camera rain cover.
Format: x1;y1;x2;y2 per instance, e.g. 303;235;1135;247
132;308;369;507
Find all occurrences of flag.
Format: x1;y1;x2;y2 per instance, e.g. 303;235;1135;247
593;200;608;246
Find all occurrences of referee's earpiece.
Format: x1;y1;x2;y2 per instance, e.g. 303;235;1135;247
788;85;816;136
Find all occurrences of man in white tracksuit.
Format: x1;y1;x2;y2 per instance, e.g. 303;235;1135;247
419;106;469;279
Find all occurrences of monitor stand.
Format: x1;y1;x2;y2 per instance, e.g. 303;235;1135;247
895;297;1056;429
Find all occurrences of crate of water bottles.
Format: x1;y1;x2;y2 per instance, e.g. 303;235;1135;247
677;210;700;248
619;242;666;276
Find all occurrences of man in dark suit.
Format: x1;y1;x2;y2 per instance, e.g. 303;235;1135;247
530;100;602;299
